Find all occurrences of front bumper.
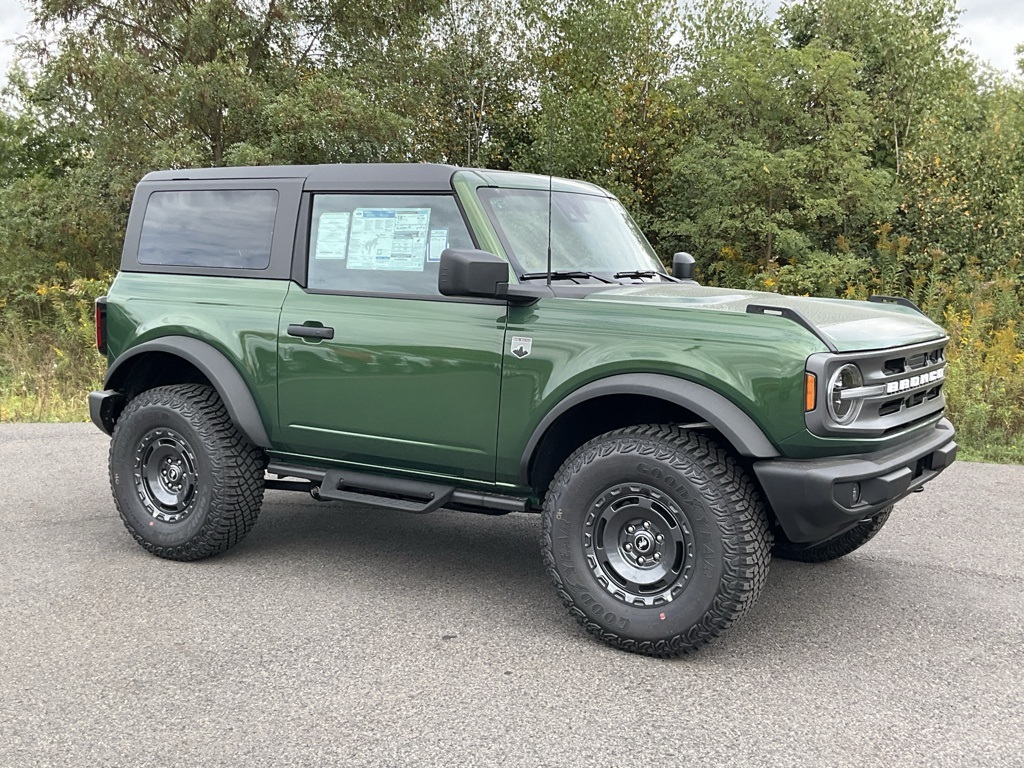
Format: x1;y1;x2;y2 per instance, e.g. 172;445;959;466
753;418;957;544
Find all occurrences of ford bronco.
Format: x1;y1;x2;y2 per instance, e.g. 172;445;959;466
90;163;957;656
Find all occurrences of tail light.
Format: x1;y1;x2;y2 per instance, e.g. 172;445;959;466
95;296;108;355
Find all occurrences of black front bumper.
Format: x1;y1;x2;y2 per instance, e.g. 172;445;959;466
753;419;957;544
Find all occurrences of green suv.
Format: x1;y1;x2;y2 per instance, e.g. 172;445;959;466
90;163;957;656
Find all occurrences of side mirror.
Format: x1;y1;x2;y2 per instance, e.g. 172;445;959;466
672;252;696;280
438;249;510;299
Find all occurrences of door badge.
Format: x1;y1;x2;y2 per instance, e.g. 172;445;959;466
510;336;533;359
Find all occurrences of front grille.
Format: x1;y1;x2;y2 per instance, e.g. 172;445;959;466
806;338;948;438
883;346;944;376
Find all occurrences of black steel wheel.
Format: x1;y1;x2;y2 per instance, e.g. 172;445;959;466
541;424;772;657
582;483;696;606
109;384;266;561
134;427;200;523
773;506;893;563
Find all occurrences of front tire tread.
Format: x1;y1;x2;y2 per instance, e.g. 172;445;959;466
540;424;772;657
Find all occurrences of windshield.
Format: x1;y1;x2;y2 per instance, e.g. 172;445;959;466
477;187;665;277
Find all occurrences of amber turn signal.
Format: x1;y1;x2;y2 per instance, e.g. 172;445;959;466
804;372;817;412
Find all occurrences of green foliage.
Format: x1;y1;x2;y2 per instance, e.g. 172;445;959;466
514;0;681;221
400;0;538;168
780;0;972;176
942;289;1024;465
1;0;1024;462
658;26;896;274
0;271;109;422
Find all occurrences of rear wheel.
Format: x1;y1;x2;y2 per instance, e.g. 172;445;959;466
773;506;892;563
540;425;772;656
109;384;266;561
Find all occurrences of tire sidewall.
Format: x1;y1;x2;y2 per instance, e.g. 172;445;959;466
545;437;730;643
111;398;218;549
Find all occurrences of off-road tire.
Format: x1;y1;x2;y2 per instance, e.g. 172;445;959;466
540;425;772;657
773;506;893;563
109;384;266;561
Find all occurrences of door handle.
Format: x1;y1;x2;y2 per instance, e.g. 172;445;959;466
287;323;335;340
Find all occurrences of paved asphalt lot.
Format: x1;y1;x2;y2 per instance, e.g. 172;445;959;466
0;424;1021;767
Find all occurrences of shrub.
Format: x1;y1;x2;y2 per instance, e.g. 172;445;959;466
0;272;109;422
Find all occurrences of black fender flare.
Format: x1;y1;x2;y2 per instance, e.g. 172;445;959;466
520;373;780;484
104;336;271;448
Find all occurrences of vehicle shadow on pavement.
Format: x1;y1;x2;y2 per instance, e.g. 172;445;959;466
233;493;564;615
216;492;944;660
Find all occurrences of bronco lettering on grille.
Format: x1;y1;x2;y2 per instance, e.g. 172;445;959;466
885;368;944;395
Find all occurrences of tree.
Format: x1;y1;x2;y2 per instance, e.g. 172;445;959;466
394;0;537;168
511;0;681;233
0;0;452;290
780;0;972;178
656;3;895;278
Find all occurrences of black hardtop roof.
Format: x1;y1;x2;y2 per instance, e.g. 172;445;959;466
138;163;613;196
141;162;463;190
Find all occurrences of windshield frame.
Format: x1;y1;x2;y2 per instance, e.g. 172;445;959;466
476;186;667;280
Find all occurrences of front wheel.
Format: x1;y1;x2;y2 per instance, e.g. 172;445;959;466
540;425;772;656
109;384;267;561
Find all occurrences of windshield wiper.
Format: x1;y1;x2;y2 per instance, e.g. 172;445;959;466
613;270;680;282
520;270;614;284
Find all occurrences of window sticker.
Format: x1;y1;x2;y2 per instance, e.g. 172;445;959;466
428;228;449;262
314;212;351;260
348;208;431;272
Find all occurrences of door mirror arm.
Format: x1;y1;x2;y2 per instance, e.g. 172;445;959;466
501;283;552;305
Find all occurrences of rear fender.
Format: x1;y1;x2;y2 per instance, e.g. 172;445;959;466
103;336;271;448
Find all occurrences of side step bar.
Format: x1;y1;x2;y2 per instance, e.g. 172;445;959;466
266;462;528;515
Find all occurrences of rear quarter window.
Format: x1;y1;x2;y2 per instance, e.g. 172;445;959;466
138;189;279;269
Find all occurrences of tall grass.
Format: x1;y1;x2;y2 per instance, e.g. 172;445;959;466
0;276;107;422
943;310;1024;464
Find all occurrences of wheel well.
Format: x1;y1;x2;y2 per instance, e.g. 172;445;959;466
107;352;212;415
527;394;719;498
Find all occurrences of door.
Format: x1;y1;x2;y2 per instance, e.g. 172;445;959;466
277;192;507;481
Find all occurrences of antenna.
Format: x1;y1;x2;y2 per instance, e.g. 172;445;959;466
546;87;554;287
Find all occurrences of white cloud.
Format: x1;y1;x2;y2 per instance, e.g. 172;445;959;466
0;0;31;86
958;1;1024;73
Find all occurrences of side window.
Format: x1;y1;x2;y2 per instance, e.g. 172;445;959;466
138;189;279;269
307;194;475;296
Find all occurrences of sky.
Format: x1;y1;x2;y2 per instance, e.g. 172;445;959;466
0;0;1022;84
0;0;28;84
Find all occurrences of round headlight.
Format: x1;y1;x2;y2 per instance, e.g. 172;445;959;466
827;364;864;425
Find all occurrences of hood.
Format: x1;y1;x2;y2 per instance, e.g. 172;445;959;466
585;283;946;352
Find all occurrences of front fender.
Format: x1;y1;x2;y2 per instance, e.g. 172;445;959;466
519;373;781;484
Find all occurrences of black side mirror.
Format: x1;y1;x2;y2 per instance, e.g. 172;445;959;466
438;249;510;299
672;252;696;280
